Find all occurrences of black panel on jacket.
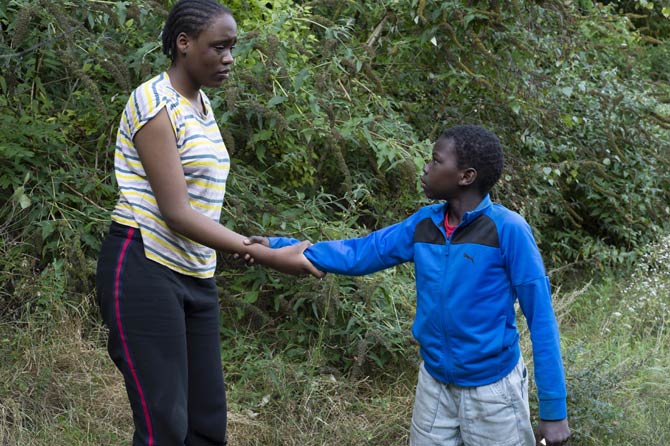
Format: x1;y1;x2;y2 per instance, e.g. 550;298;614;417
414;218;445;245
452;214;499;248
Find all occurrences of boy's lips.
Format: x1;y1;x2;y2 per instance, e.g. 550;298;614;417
216;70;231;79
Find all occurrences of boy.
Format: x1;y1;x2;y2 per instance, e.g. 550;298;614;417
246;125;570;445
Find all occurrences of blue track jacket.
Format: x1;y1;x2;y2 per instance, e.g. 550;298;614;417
270;195;567;420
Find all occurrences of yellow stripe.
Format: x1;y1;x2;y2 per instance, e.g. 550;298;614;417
116;171;145;182
120;189;154;202
189;199;223;212
186;178;227;190
122;189;223;212
117;133;133;149
111;215;138;228
142;81;155;111
183;158;229;168
180;137;226;152
145;251;214;278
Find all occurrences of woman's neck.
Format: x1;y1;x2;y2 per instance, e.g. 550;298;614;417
167;65;200;103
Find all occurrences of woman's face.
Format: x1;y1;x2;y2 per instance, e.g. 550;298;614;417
180;13;237;88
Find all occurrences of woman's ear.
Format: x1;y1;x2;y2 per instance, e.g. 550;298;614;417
459;168;477;186
175;32;190;57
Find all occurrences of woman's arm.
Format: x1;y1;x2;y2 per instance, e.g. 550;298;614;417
134;108;323;278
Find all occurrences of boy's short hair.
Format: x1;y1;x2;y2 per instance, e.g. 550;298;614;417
440;125;503;194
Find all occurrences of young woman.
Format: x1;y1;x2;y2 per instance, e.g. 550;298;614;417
96;1;322;444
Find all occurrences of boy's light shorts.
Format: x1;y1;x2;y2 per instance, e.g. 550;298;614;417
410;356;535;446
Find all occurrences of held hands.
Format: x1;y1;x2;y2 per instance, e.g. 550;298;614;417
239;236;325;279
236;236;269;265
241;236;270;262
536;419;570;445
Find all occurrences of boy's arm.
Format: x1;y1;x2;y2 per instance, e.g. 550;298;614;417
301;219;415;275
501;216;569;438
248;217;417;275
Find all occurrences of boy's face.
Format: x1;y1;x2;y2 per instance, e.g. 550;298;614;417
421;137;469;200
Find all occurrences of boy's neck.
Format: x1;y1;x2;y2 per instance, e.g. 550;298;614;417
446;192;485;226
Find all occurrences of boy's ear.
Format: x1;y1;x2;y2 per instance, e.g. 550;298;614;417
459;168;477;187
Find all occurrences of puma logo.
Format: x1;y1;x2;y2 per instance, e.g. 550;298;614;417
463;253;475;263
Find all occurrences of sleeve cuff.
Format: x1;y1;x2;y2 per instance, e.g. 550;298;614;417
268;236;300;249
539;398;567;421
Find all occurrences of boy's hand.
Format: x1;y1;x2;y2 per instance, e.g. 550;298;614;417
535;419;570;445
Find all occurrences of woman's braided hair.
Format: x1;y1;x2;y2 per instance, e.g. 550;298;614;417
162;0;232;60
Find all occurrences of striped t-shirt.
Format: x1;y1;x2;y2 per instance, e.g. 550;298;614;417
111;72;230;278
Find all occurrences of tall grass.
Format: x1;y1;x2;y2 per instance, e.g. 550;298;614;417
1;235;669;445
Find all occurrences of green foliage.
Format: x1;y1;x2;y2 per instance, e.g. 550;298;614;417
2;0;669;274
0;0;168;268
216;168;417;375
602;0;670;38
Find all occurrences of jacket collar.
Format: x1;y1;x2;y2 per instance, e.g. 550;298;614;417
430;194;492;229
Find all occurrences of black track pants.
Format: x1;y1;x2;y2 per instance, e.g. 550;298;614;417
96;222;227;446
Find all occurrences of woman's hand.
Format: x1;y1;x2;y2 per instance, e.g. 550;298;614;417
237;236;324;278
238;236;269;264
271;240;325;279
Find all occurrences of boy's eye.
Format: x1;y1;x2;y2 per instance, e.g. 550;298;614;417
214;42;236;51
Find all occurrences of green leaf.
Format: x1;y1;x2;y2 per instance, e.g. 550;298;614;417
242;290;259;304
294;68;310;91
267;96;288;107
251;129;273;143
18;194;31;209
560;87;573;97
